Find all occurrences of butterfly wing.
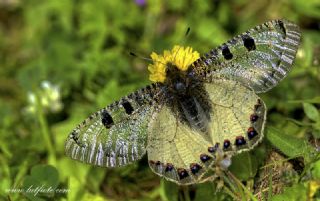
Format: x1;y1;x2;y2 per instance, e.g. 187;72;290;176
193;19;301;93
147;105;217;185
65;84;162;167
204;79;266;152
147;79;266;185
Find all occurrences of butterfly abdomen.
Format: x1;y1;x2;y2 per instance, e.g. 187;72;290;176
163;76;213;134
178;95;211;134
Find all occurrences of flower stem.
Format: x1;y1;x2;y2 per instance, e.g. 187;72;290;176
35;91;56;165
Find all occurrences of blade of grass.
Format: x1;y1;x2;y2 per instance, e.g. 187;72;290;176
35;91;56;165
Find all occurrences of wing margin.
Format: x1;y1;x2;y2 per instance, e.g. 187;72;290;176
65;83;163;167
192;19;301;93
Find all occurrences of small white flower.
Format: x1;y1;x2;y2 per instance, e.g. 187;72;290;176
27;92;36;104
24;81;63;114
41;80;51;90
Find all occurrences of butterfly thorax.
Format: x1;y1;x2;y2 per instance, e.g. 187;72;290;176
146;46;212;133
164;62;190;96
161;62;212;134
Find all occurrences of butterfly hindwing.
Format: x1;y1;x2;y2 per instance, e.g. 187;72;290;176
147;79;266;185
204;79;266;153
193;19;301;93
65;84;161;167
147;105;216;185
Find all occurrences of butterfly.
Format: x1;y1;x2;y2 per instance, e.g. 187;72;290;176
65;19;301;185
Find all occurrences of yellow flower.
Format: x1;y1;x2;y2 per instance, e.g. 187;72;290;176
309;180;320;199
148;45;200;83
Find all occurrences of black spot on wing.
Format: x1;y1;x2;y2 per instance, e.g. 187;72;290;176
250;114;259;122
121;99;134;115
70;130;81;145
165;163;174;172
242;34;256;51
277;20;286;38
101;109;114;128
221;45;233;60
247;127;258;140
223;139;231;149
190;163;202;174
208;146;216;153
177;168;189;180
200;154;211;163
235;136;246;146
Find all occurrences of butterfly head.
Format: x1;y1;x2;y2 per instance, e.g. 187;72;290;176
165;62;189;95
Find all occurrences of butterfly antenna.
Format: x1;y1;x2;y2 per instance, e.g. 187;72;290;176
185;27;191;37
172;27;191;63
129;51;154;63
129;51;167;66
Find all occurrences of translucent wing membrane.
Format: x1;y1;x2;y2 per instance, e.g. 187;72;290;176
65;84;162;167
65;19;298;185
148;105;216;185
204;79;266;150
193;19;301;93
147;79;266;185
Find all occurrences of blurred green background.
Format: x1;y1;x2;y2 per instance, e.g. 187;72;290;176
0;0;320;200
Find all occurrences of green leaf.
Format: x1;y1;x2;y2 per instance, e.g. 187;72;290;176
312;160;320;179
266;127;308;158
292;0;320;18
303;103;320;122
312;127;320;138
57;158;90;185
270;183;307;201
22;164;59;201
31;165;59;189
194;183;231;201
82;193;106;201
287;118;313;127
162;179;178;201
288;96;320;104
229;152;258;180
23;176;47;201
68;176;85;201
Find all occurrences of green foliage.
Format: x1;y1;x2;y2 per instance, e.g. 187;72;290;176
303;103;320;122
312;160;320;179
22;165;59;201
0;0;319;200
266;127;312;159
270;183;307;201
229;151;262;181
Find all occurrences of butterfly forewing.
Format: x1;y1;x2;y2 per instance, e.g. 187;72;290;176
194;19;301;93
65;84;162;167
